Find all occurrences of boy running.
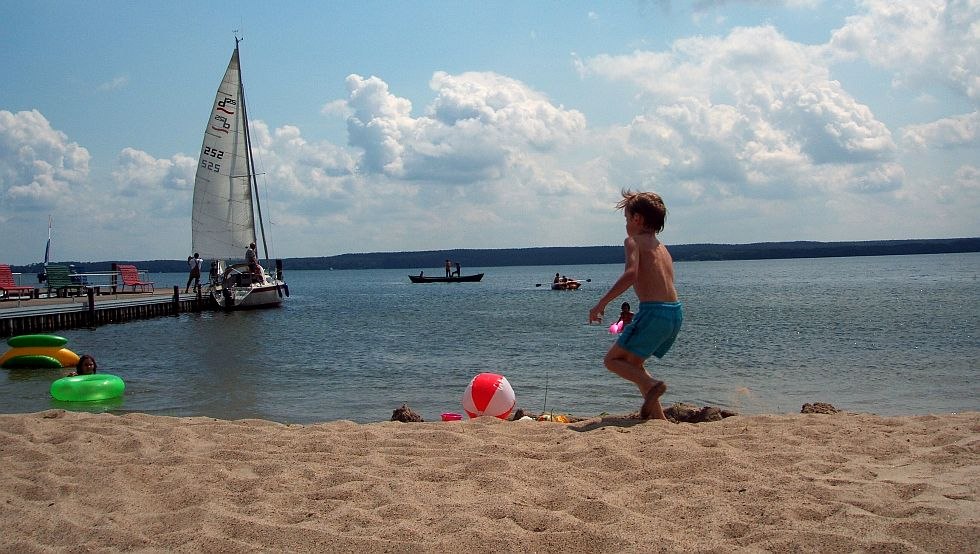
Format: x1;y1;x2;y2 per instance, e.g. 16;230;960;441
589;190;682;420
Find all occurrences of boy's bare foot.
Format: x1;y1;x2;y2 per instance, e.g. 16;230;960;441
640;380;667;419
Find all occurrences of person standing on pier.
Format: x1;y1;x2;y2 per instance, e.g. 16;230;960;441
185;253;203;293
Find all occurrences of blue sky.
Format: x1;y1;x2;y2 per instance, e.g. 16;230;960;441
2;0;978;265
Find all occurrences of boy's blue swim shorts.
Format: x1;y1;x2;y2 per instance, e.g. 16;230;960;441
616;301;683;359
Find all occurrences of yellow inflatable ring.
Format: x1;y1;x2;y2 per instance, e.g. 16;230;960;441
0;346;80;368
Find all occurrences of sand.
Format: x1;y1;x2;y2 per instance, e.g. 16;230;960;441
1;410;977;553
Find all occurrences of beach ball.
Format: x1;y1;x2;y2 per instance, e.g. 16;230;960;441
462;372;516;419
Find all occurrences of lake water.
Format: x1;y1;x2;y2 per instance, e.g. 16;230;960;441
1;253;977;423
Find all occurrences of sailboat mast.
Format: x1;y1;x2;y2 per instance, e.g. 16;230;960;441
234;38;272;260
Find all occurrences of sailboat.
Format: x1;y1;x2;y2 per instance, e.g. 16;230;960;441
37;216;52;283
192;38;288;309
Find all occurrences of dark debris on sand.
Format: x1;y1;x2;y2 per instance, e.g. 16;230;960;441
391;404;424;422
801;402;840;414
663;402;738;423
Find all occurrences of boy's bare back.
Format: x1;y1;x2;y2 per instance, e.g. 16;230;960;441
630;232;677;303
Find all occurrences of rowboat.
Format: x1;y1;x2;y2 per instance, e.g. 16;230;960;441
552;280;582;290
409;273;484;283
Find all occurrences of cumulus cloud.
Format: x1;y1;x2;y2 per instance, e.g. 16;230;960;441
578;25;899;198
952;164;980;194
248;120;358;209
342;71;586;184
902;110;980;149
0;109;90;209
828;0;980;101
112;148;196;197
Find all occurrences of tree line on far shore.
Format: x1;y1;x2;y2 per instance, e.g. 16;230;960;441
11;237;979;274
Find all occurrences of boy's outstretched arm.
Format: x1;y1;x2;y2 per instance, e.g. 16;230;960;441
589;237;638;322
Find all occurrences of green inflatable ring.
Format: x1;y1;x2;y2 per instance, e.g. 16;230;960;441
7;334;69;348
2;354;63;369
50;374;125;402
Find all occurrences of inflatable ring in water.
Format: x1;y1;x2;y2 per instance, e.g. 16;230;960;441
3;354;63;369
50;374;125;402
7;334;69;348
0;346;80;368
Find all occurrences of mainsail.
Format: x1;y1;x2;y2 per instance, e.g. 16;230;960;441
191;45;256;260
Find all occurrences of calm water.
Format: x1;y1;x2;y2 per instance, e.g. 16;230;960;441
1;253;978;423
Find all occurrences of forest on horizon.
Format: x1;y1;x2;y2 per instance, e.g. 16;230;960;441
12;237;978;274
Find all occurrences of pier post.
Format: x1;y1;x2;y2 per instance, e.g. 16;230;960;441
87;288;96;326
172;286;180;315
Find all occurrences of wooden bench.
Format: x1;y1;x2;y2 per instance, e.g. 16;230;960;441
0;264;36;300
115;264;154;293
43;264;86;298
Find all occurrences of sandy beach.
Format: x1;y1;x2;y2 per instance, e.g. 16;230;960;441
1;410;977;552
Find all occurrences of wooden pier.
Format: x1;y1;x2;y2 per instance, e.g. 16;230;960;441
0;287;214;337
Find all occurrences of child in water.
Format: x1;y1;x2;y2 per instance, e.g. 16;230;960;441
616;302;634;326
589;190;682;420
70;354;97;376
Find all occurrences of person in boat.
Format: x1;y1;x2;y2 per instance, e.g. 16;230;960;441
69;354;97;377
454;262;461;277
554;273;561;284
246;242;260;281
589;190;681;421
185;253;203;293
445;259;451;278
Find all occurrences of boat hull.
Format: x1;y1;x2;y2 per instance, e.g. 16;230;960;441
409;273;484;283
210;262;288;309
212;282;285;309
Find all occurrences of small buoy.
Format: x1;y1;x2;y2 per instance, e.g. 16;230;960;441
462;372;516;419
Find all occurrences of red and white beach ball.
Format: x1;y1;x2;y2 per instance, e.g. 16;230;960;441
462;373;516;419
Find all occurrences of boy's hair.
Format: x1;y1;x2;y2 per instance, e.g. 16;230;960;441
616;189;667;233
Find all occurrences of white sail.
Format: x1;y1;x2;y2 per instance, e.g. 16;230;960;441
191;47;256;260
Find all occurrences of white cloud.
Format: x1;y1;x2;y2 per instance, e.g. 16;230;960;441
0;110;90;209
248;120;358;208
97;76;129;92
952;163;980;194
342;71;586;185
112;147;196;198
578;25;899;199
828;0;980;101
902;110;980;149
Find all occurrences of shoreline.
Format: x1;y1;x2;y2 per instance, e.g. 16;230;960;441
2;409;977;551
